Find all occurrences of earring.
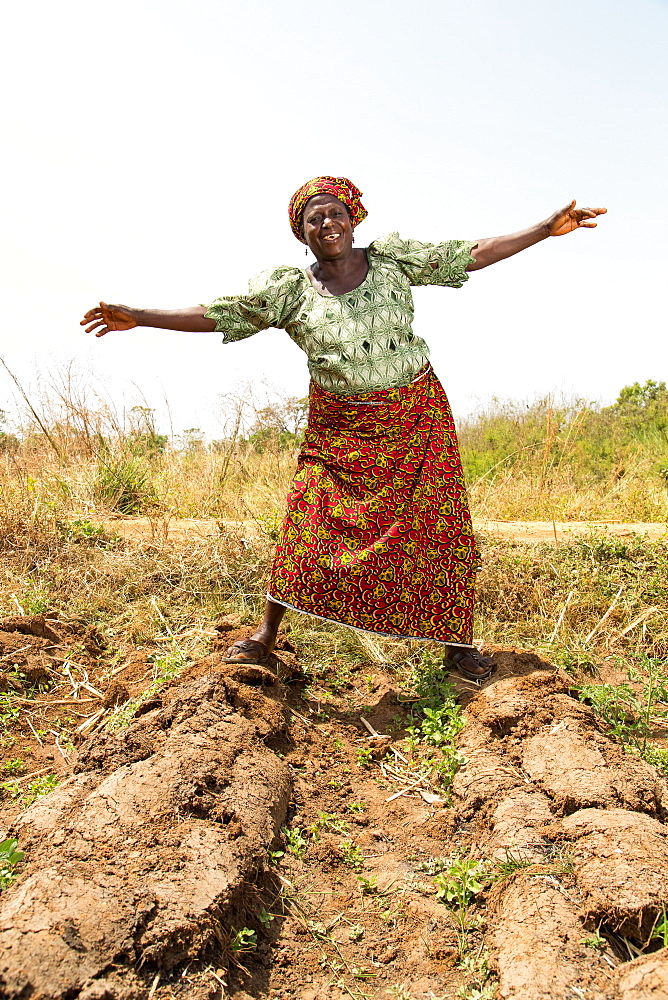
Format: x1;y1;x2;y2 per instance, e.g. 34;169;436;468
352;234;355;244
305;247;308;256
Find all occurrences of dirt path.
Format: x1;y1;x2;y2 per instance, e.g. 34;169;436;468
92;515;668;546
1;616;667;999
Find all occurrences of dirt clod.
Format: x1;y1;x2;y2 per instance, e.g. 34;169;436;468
0;670;291;1000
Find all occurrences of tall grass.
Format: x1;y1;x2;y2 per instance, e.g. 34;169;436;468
459;384;668;521
2;371;667;525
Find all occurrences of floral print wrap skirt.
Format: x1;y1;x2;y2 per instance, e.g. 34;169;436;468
267;366;480;644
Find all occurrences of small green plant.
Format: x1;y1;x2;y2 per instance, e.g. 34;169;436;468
489;849;534;880
23;774;60;805
60;519;118;549
435;859;487;910
307;811;348;840
282;825;308;859
0;696;21;728
229;927;257;953
0;837;25;890
355;746;374;769
339;839;365;869
257;907;274;928
458;985;497;1000
578;656;668;776
581;930;606;950
2;774;59;806
347;801;365;814
403;654;468;795
457;945;496;998
0;759;24;774
267;849;284;864
651;905;668;948
357;874;378;895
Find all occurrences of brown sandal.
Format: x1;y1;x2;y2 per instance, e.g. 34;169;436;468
443;646;494;682
222;639;272;665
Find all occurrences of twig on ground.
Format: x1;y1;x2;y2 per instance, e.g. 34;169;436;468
585;585;624;644
288;707;315;727
26;718;44;746
548;589;575;643
386;776;429;802
360;716;384;738
76;709;106;733
4;765;53;784
0;645;33;662
15;697;97;706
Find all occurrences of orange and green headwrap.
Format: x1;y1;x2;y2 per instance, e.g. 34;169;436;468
289;176;368;244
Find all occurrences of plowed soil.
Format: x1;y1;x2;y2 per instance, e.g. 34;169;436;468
0;616;667;1000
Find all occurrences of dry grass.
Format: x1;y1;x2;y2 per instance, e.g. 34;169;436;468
0;370;666;675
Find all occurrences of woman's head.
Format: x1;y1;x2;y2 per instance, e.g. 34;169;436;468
288;176;367;244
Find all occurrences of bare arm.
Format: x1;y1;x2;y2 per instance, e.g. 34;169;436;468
466;200;607;271
81;303;216;338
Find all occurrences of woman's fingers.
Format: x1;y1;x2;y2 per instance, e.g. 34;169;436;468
84;320;106;334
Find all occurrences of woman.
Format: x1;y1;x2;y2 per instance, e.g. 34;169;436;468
82;177;605;680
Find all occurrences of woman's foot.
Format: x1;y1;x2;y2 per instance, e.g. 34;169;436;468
222;599;286;665
223;626;277;665
443;645;494;682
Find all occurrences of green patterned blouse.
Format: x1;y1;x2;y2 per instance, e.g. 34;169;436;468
204;232;477;396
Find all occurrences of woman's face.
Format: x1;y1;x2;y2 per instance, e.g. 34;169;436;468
302;194;353;261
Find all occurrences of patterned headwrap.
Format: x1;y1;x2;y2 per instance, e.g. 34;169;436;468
289;176;368;243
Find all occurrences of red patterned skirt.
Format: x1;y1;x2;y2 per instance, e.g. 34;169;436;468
267;366;480;644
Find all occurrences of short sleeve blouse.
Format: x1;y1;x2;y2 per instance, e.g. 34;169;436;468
204;233;476;395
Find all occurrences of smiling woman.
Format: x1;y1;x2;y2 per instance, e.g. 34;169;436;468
81;175;606;681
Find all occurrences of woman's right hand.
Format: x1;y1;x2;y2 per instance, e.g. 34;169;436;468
81;302;138;338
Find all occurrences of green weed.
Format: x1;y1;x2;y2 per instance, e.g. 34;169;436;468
579;655;668;774
0;759;24;774
229;927;257;953
434;859;487;910
355;747;374;769
651;906;668;948
282;826;308;859
581;930;607;951
0;837;25;890
356;874;379;895
403;654;467;794
307;811;348;840
107;647;189;729
339;840;365;869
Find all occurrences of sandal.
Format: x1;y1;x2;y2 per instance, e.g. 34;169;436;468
222;639;273;666
443;646;494;682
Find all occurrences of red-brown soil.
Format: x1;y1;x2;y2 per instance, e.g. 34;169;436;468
0;619;667;999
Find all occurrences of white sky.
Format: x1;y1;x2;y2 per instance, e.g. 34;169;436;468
1;0;666;437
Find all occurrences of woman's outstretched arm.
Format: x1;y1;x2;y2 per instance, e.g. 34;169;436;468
466;200;607;271
81;303;216;338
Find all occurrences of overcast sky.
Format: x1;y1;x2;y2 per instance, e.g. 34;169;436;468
2;0;666;437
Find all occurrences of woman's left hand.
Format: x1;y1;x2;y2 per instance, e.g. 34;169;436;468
547;200;607;237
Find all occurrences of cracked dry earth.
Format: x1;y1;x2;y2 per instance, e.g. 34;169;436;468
0;618;667;1000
